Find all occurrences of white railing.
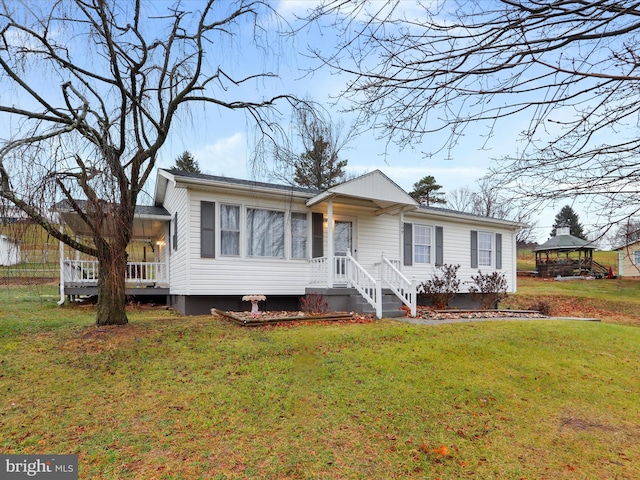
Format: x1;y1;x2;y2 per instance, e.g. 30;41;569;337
63;260;168;287
346;252;381;318
380;255;416;317
309;257;327;285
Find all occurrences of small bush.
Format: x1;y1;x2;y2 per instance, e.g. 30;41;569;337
299;293;329;313
467;270;509;309
528;300;552;316
419;264;461;309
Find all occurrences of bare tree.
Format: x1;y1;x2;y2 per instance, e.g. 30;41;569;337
0;0;299;325
310;1;640;230
269;106;353;190
448;179;538;246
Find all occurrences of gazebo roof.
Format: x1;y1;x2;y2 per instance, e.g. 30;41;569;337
534;233;596;252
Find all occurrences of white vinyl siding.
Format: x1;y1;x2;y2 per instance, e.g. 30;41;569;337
220;204;240;256
414;224;432;264
478;231;493;266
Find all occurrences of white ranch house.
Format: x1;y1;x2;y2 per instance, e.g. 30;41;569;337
57;169;522;317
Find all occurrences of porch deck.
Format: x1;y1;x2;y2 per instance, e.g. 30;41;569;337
62;260;170;297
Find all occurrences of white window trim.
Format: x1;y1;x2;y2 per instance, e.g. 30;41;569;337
478;231;493;267
413;224;433;264
290;211;309;260
220;203;241;257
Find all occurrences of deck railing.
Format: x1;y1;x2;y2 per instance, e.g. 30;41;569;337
63;260;168;287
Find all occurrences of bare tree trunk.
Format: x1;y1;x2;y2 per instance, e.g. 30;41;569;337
95;238;128;326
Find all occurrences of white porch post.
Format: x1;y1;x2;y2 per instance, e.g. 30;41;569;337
399;210;404;271
327;198;334;288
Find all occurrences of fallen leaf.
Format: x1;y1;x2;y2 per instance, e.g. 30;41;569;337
432;445;449;456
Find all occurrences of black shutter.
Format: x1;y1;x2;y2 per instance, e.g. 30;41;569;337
311;212;324;258
201;201;215;258
495;233;502;270
172;213;178;250
470;230;478;268
403;222;413;266
435;226;443;266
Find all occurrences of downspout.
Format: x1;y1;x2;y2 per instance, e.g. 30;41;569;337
57;225;65;306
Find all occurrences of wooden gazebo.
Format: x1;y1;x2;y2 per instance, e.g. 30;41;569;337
534;226;603;277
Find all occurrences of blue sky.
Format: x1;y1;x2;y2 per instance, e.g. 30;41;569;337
149;1;588;243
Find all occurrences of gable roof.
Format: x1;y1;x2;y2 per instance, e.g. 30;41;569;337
306;169;418;213
534;233;597;252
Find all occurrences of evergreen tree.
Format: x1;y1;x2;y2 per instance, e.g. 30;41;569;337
409;175;446;206
551;205;586;240
293;135;347;190
172;151;201;173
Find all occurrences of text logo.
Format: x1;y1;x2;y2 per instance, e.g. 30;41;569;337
0;455;78;479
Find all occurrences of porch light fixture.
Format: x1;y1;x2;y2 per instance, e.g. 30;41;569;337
242;294;266;316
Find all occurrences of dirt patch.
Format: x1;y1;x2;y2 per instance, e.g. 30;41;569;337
560;416;619;433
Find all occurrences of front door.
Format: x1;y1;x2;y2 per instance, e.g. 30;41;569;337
334;220;353;280
334;220;353;257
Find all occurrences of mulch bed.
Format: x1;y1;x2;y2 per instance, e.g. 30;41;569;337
211;308;374;327
413;307;547;321
211;306;547;326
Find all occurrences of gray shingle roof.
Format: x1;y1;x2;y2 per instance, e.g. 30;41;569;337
534;234;596;251
164;169;321;195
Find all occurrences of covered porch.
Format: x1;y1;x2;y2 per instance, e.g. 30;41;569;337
57;203;172;302
305;171;419;318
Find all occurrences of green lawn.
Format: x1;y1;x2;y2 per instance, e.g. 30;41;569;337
1;286;640;479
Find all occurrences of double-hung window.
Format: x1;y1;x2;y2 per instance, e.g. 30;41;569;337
291;212;307;259
634;250;640;264
478;231;493;266
414;224;432;264
220;204;240;256
246;208;284;258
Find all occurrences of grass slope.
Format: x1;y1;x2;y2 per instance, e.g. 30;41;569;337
1;286;639;479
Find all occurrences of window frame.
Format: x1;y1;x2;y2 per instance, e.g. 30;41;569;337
246;207;285;259
220;203;241;257
478;231;493;267
413;224;432;264
290;211;308;260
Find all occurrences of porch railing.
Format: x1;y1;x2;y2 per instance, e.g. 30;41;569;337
346;251;382;317
380;255;417;317
308;253;416;318
63;260;168;287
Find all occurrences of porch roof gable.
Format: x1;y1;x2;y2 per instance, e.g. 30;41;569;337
306;169;418;212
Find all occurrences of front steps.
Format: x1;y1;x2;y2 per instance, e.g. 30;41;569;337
305;287;407;318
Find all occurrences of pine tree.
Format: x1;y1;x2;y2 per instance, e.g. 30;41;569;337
409;175;446;206
551;205;586;240
293;135;347;190
172;151;201;173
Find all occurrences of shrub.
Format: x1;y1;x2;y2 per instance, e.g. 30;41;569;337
528;300;552;316
299;293;329;313
419;264;461;309
467;270;509;309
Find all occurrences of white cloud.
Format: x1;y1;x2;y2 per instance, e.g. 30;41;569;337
193;132;249;178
